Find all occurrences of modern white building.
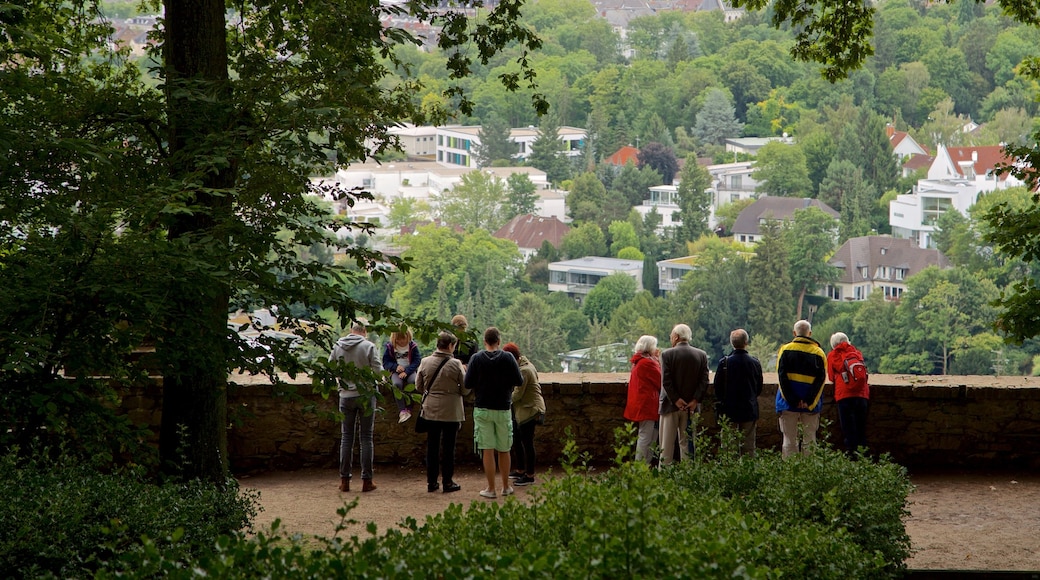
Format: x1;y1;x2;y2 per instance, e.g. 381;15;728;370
434;125;588;169
889;145;1023;249
548;256;643;300
656;256;696;293
634;185;680;233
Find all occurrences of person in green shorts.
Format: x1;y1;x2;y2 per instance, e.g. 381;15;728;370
465;327;523;499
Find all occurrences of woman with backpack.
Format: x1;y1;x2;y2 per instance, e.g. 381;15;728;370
827;332;870;456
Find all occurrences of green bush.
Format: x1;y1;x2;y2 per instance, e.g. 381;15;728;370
99;453;907;579
0;454;258;578
662;445;913;577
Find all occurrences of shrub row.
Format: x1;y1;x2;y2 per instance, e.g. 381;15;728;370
0;454;257;579
92;445;911;579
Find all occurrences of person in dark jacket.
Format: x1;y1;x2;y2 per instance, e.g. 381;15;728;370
658;324;709;466
712;328;763;456
465;327;523;499
776;320;826;457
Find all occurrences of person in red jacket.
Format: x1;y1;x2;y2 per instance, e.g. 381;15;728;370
827;332;870;455
624;335;662;465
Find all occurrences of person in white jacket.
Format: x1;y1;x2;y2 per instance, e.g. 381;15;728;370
329;321;383;493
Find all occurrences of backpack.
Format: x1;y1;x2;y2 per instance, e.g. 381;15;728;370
841;353;868;390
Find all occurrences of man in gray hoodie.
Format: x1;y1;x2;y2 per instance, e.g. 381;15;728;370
329;321;383;493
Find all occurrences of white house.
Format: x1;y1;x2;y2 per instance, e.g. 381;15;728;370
634;185;680;233
820;235;951;302
887;125;928;161
890;145;1023;249
434;125;588;169
387;124;438;158
548;256;643;301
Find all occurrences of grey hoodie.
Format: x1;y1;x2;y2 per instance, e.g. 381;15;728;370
329;333;382;398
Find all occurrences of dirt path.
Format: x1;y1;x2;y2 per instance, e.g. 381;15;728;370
238;466;1040;571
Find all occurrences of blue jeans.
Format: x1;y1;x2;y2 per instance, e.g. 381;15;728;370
837;397;869;455
339;396;375;480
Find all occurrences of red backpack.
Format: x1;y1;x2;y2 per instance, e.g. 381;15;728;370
841;352;869;390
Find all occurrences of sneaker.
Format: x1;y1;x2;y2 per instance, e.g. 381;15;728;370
502;486;515;496
443;482;461;493
479;488;497;499
508;471;525;479
428;482;439;492
398;410;412;423
514;475;535;486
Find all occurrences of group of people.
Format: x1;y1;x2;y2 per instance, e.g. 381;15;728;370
625;320;870;463
329;316;545;498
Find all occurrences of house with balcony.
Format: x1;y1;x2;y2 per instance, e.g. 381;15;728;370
634;185;680;233
548;256;643;301
657;256;697;293
819;235;950;302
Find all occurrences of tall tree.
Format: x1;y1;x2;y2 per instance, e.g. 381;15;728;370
506;173;539;218
612;163;663;207
636;142;679;184
752;141;812;197
474;114;517;167
694;88;744;146
528;110;571;185
583;273;638;325
818;159;874;242
747;221;794;346
560;221;608;258
0;0;544;480
784;207;839;320
568;172;628;229
436;171;509;232
502;293;566;372
674;158;713;244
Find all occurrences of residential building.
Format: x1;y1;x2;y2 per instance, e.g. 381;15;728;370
724;136;791;156
493;214;570;260
548;256;644;300
890;145;1023;249
657;256;697;293
634;185;680;233
707;160;759;209
731;196;838;244
820;235;951;302
558;343;630;373
889;179;975;249
604;145;640;167
887;124;928;161
435;125;588;169
387;124;438;158
926;145;1022;192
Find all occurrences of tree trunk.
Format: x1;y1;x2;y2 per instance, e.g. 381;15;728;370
158;0;234;483
795;287;806;321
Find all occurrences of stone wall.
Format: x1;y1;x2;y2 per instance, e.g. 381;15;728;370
124;373;1040;474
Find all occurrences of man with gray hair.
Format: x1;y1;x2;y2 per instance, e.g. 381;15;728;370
329;321;383;492
775;319;826;457
658;323;709;465
712;328;763;456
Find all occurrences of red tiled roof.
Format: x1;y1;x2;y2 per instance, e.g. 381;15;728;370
493;214;571;251
902;153;934;172
605;146;639;167
946;146;1013;181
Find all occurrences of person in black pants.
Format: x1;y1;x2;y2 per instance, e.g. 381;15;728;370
503;343;545;486
415;331;469;493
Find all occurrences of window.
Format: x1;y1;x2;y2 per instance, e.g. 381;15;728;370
922;196;953;226
854;285;864;300
731;175;742;189
895;268;905;280
860;267;869;279
826;285;841;300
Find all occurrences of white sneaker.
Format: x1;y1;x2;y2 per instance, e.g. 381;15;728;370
502;486;515;496
398;410;411;423
479;488;497;499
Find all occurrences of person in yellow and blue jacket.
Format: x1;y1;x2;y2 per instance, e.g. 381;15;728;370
775;320;826;458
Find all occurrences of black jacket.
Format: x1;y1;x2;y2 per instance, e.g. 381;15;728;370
713;349;763;423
